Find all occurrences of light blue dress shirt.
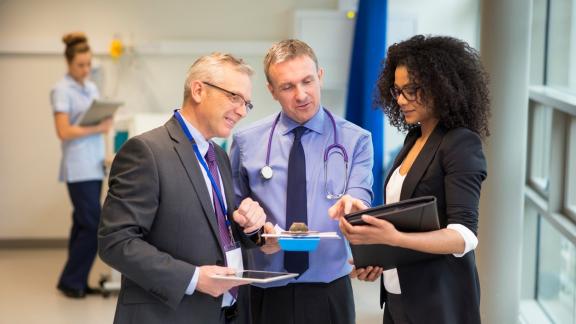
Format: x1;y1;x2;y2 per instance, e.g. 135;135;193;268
230;107;374;287
50;74;104;183
177;113;235;307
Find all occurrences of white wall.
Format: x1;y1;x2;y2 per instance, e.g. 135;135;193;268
383;0;480;167
0;0;337;239
0;0;479;239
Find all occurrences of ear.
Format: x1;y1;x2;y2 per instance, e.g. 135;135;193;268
267;82;278;101
317;67;324;87
189;80;204;104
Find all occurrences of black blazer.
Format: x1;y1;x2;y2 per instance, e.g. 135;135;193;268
380;124;486;324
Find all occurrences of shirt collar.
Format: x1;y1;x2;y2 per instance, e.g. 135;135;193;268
279;106;326;136
178;109;210;157
65;74;87;91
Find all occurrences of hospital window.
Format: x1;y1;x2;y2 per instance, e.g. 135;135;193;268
536;216;576;324
566;118;576;221
528;103;553;196
523;0;576;323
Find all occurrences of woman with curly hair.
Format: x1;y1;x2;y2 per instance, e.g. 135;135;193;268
329;35;490;323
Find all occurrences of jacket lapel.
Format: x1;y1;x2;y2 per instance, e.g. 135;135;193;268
400;124;447;200
383;130;418;202
165;117;224;250
385;132;417;185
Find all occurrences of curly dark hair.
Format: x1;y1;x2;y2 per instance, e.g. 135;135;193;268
375;35;490;137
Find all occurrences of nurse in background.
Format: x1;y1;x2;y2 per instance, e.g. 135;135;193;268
50;32;112;298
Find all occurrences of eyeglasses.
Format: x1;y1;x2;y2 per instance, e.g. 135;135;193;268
390;85;420;102
202;81;253;110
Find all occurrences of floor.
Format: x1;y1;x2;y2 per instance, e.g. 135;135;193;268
0;249;382;324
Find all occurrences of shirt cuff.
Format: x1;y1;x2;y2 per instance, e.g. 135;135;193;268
447;223;478;257
185;268;201;295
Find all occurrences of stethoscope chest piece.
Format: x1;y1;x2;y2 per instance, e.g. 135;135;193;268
260;165;273;180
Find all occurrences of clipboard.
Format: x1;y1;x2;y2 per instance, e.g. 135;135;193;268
344;196;441;270
77;99;123;126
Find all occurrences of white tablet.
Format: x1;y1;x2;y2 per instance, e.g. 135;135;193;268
210;270;298;283
77;99;123;126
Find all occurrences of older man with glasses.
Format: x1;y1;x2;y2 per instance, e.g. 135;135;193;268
99;52;266;324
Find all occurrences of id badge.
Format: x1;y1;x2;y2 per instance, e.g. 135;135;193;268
225;245;244;272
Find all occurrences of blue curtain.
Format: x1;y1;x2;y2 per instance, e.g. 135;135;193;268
345;0;387;206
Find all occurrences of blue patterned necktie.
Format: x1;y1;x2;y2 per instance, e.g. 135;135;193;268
205;143;237;299
284;126;309;274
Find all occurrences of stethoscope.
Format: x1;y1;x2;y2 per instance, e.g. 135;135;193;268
260;108;349;199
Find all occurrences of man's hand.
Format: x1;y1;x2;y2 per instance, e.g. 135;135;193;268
195;265;248;298
348;259;383;282
260;222;281;254
233;197;266;233
328;194;368;220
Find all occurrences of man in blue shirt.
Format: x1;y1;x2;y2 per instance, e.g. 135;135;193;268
230;39;374;324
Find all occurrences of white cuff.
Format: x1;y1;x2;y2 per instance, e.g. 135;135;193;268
185;267;200;295
447;224;478;257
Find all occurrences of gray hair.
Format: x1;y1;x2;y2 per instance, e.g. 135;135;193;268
183;52;253;102
263;39;319;84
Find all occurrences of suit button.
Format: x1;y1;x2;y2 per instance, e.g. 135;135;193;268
216;260;224;266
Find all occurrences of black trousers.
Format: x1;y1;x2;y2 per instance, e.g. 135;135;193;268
220;285;252;324
383;293;411;324
250;275;355;324
220;303;239;324
58;180;102;290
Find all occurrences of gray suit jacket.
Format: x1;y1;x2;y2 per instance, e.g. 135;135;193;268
99;116;257;324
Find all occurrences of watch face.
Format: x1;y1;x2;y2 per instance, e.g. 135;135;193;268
260;166;273;179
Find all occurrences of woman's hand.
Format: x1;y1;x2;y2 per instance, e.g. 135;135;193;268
339;214;402;246
54;113;114;141
97;117;114;133
328;194;368;220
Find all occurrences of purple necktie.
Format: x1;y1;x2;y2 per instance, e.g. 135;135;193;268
205;143;237;299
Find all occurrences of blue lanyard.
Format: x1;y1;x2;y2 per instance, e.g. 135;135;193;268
173;110;232;230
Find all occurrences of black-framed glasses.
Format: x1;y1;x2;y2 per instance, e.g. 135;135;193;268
390;85;420;102
202;81;253;110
